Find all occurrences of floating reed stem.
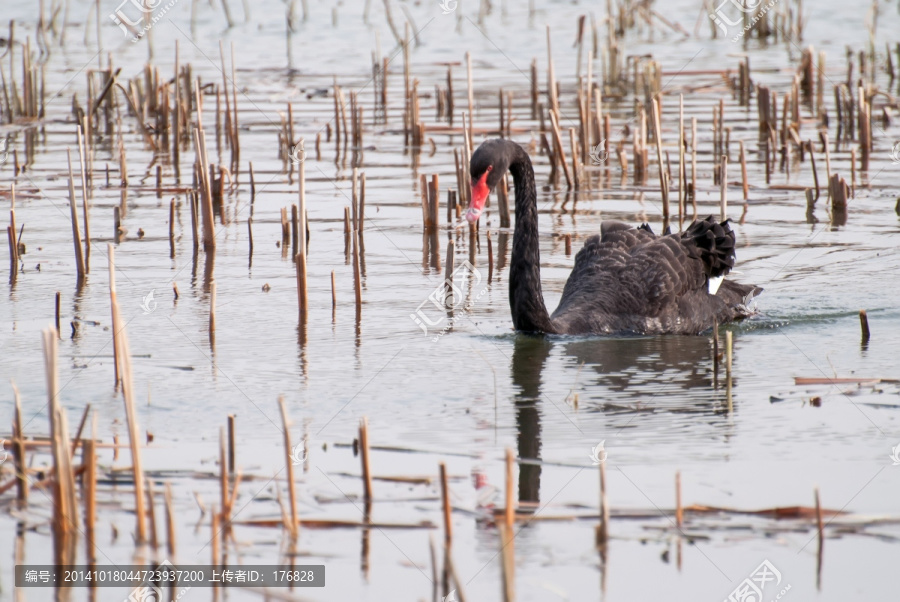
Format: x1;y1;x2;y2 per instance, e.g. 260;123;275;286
278;396;299;538
359;417;373;505
108;245;147;543
55;291;60;334
859;310;870;342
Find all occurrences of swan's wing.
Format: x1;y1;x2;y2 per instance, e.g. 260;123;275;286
557;218;729;317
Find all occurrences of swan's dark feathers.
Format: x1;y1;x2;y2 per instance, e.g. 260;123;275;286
550;216;760;334
683;216;735;278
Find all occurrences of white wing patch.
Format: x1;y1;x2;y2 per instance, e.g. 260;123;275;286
708;275;724;295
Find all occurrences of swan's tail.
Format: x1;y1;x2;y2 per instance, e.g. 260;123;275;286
683;216;735;278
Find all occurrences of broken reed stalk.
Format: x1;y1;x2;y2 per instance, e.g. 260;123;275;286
192;123;216;251
859;310;870;342
11;382;28;504
497;176;510;228
168;198;175;258
814;487;824;556
45;325;79;566
164;482;177;557
440;462;452;546
505;448;515;526
499;521;515;602
359;417;373;505
108;244;147;543
487;231;494;284
352;226;362;309
331;270;337;309
67;150;86;281
8;184;18;282
227;414;236;474
277;396;299;538
719;155;728;222
147;478;159;550
675;471;683;530
651;98;669;223
725;330;733;376
83;434;96;563
596;460;609;544
739;141;748;201
209;280;216;338
76;126;90;273
466;51;474;126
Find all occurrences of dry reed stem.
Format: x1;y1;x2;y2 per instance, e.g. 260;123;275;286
359;417;373;504
107;244;147;542
11;380;27;504
440;462;452;546
164;482;177;558
505;448;515;527
67;150;86;280
675;471;683;529
278;396;299;539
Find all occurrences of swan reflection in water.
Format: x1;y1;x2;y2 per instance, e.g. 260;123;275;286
509;332;731;507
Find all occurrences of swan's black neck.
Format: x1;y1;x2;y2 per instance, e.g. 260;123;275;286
506;143;555;334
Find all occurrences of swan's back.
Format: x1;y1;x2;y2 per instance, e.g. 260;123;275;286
550;217;760;335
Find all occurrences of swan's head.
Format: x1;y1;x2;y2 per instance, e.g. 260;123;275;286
466;139;513;223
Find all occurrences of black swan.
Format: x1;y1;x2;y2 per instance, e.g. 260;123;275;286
464;139;761;335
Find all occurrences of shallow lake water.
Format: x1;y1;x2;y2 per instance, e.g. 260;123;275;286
2;0;900;600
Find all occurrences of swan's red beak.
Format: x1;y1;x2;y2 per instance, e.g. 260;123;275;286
466;171;490;223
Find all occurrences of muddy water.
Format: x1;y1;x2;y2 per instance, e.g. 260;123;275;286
2;0;900;600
